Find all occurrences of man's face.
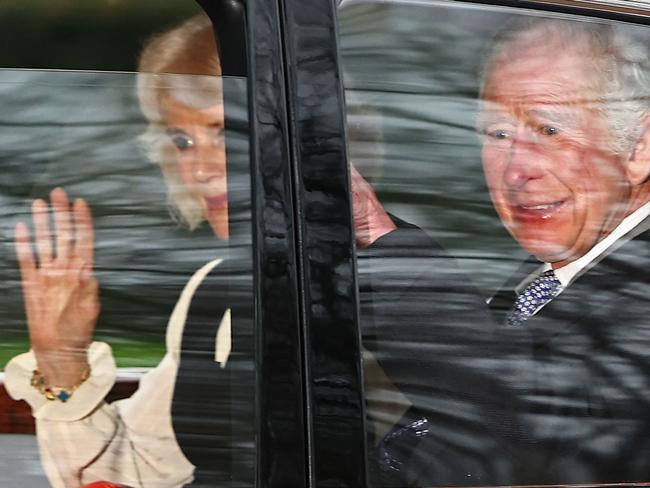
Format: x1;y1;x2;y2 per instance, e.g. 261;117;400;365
479;42;632;267
162;95;229;240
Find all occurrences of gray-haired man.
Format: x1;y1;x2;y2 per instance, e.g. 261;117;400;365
370;19;650;487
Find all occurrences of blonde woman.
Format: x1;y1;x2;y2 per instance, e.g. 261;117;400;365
6;14;232;488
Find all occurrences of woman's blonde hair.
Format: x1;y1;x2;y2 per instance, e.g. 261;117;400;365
137;13;222;229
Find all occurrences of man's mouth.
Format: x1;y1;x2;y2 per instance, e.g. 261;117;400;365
204;193;228;211
520;201;563;210
512;199;567;220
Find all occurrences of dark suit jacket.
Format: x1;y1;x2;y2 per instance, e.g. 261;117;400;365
496;220;650;485
362;218;650;487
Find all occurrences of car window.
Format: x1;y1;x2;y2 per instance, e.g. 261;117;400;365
338;1;650;485
0;4;255;487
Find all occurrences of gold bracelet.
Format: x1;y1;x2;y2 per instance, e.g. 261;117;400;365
30;366;91;402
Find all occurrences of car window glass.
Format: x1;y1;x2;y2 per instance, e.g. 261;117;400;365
338;1;650;486
0;5;255;487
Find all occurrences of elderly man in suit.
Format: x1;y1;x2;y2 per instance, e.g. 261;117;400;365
366;19;650;487
476;18;650;484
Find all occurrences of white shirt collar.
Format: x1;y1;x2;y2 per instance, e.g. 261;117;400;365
541;200;650;288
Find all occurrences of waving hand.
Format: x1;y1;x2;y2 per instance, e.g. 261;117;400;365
15;188;99;388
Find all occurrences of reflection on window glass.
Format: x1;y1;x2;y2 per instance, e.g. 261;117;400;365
340;1;650;486
1;12;254;488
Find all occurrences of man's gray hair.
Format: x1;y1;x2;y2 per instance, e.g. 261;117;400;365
481;18;650;155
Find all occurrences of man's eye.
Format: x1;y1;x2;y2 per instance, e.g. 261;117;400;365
541;125;559;136
486;129;509;140
166;130;194;150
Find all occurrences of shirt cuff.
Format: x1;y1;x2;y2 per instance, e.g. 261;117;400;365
4;342;116;422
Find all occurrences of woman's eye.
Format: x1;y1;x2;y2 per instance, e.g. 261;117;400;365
172;135;194;150
166;129;194;150
541;125;559;136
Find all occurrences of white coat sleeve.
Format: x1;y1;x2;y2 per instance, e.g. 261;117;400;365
3;258;226;488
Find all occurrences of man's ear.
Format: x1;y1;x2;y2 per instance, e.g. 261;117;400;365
627;114;650;186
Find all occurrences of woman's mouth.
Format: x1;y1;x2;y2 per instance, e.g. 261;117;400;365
204;193;228;211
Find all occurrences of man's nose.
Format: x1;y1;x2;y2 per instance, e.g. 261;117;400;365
503;130;544;188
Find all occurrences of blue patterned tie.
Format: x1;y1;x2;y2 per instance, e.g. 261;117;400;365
507;270;561;326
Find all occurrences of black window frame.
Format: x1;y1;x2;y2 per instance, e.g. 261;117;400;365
244;0;366;486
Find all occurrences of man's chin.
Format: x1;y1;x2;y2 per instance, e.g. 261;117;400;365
517;237;571;265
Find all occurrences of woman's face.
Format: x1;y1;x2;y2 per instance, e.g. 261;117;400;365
162;95;229;240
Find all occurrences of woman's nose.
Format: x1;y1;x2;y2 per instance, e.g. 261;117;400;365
190;142;225;182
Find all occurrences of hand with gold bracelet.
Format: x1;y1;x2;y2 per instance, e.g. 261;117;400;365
14;187;100;400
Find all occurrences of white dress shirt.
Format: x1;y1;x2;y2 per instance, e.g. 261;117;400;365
516;201;650;314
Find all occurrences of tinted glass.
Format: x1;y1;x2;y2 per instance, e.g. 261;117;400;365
0;6;255;488
339;1;650;486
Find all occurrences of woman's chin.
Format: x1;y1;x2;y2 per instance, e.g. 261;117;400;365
208;220;229;241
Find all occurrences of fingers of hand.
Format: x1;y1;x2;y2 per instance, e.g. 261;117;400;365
15;222;36;279
32;199;53;266
350;164;373;207
15;222;38;323
27;189;93;272
350;167;370;222
73;198;95;265
349;164;364;197
349;162;361;180
51;187;74;263
20;191;95;317
19;191;98;355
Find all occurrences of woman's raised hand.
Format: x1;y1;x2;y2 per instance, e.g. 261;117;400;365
15;187;99;388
